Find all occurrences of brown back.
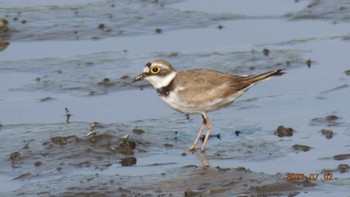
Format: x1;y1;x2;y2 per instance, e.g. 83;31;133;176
174;69;284;104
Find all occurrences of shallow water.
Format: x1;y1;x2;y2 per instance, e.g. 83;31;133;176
1;0;350;196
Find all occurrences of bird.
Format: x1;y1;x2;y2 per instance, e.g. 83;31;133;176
133;59;284;152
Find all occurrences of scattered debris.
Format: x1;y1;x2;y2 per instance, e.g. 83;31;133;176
86;122;104;136
234;130;241;136
132;128;145;135
310;114;340;126
34;161;43;167
263;48;270;56
0;18;9;32
85;131;96;137
155;28;162;34
40;97;54;102
9;151;20;161
217;25;224;30
97;78;114;87
13;173;37;180
50;135;79;145
320;129;333;139
200;133;221;142
306;59;312;68
163;143;173;148
120;75;129;80
90;122;105;130
98;23;105;30
120;134;129;140
0;41;9;52
321;164;350;173
333;153;350;161
337;164;350;173
275;125;293;137
292;144;311;152
345;69;350;76
120;157;137;166
65;107;72;123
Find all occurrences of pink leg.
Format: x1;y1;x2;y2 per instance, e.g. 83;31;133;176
200;113;211;152
188;114;207;151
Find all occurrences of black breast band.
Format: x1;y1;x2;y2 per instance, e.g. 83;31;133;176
156;79;174;97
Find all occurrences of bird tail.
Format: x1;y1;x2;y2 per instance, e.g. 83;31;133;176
246;69;285;84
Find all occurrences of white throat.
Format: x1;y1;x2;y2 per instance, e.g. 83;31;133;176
146;71;176;89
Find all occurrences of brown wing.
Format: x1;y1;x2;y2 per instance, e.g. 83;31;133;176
174;69;284;105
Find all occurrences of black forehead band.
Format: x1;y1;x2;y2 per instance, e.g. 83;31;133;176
145;62;152;68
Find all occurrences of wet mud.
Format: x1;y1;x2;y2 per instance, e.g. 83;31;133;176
0;0;242;42
286;0;350;22
1;122;316;196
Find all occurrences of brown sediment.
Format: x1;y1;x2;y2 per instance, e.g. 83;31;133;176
321;164;350;174
155;167;306;196
292;144;312;152
333;153;350;161
310;114;340;126
275;125;294;137
320;129;333;139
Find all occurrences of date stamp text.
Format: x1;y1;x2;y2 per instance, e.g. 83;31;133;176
286;173;333;181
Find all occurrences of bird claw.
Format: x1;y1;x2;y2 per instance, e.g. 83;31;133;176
188;144;197;152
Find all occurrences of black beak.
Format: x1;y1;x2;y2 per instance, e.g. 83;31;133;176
132;73;146;83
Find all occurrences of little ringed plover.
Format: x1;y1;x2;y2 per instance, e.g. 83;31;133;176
133;59;284;152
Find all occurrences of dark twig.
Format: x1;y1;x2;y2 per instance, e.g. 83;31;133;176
65;107;71;123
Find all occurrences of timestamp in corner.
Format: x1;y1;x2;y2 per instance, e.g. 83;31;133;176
286;173;334;181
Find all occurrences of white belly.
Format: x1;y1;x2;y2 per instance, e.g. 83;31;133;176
159;90;246;114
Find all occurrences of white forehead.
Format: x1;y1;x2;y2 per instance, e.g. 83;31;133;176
143;66;150;73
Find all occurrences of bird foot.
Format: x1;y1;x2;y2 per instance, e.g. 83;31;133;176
188;144;197;152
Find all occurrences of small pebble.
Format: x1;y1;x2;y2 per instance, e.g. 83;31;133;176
275;125;293;137
333;153;350;161
34;161;42;167
263;48;270;56
120;75;129;79
235;131;241;136
311;115;340;126
98;23;105;30
292;144;311;152
97;78;114;87
40;97;54;102
120;157;137;166
0;18;9;31
132;128;145;135
306;59;312;68
337;164;350;173
0;41;9;52
345;69;350;76
155;28;162;33
163;143;173;147
321;129;333;139
9;152;20;161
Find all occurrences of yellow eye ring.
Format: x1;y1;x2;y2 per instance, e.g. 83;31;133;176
150;66;161;74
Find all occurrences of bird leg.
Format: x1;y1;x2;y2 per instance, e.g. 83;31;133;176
188;114;207;151
200;113;211;152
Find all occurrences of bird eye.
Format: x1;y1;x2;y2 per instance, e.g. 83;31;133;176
150;66;160;74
